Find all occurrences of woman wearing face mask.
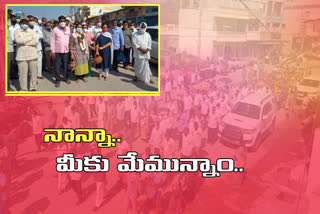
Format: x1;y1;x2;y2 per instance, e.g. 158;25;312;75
95;23;113;81
69;24;89;83
83;24;95;78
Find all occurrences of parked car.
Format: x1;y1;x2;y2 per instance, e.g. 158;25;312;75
218;91;276;152
296;75;320;103
146;26;158;64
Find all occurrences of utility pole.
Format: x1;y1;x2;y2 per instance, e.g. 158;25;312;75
197;0;202;71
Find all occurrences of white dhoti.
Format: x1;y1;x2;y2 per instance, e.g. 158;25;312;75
134;58;152;83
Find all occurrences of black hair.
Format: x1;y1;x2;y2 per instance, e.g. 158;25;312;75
8;9;12;14
27;15;33;18
58;16;66;21
123;21;128;24
54;20;59;25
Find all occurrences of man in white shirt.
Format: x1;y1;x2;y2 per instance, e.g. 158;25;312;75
149;122;162;150
181;128;193;158
208;107;218;144
29;16;44;79
92;18;102;39
132;22;153;83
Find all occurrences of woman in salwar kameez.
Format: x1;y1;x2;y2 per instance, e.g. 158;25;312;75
70;24;89;83
83;24;95;78
95;23;113;81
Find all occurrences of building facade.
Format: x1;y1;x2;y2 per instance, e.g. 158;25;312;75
177;0;287;59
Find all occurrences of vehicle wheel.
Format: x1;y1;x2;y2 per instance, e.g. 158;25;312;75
248;133;262;152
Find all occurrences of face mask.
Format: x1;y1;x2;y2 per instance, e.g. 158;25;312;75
82;22;86;25
76;28;83;33
29;21;35;26
21;24;29;30
59;22;66;28
130;26;135;30
83;29;88;33
46;27;52;31
97;23;102;27
140;28;146;34
111;25;116;29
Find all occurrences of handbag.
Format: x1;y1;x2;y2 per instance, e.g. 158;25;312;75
117;51;127;63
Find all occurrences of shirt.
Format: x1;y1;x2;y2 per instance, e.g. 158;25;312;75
108;26;124;50
51;26;71;53
31;24;43;51
14;28;39;61
123;28;133;48
8;24;20;44
92;26;102;39
181;134;193;156
132;32;152;59
42;30;52;51
7;28;14;53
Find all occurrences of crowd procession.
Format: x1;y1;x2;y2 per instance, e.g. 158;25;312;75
7;9;155;91
1;49;318;213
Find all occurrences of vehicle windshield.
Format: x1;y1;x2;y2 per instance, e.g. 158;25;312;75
300;79;320;88
232;102;261;120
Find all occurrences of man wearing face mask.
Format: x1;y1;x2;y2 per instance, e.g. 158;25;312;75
43;22;53;73
8;14;20;79
92;18;102;39
122;21;132;69
14;19;39;91
88;21;95;36
51;16;71;88
108;19;124;72
81;18;87;26
29;16;44;79
132;22;153;84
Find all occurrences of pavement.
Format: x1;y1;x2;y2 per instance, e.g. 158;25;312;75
10;63;159;92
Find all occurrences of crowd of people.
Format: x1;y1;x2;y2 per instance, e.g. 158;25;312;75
3;8;319;214
7;9;155;91
1;52;318;213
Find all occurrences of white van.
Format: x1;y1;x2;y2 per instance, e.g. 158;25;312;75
146;26;158;64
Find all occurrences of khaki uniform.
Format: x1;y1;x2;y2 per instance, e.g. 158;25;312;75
14;28;39;91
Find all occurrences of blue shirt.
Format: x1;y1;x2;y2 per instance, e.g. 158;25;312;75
108;26;124;50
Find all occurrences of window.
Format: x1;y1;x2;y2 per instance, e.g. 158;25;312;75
272;2;282;17
262;102;272;116
146;29;158;42
215;17;247;32
232;102;261;120
267;1;273;16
